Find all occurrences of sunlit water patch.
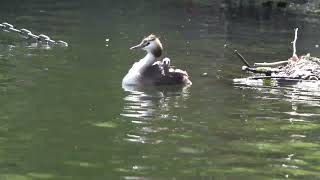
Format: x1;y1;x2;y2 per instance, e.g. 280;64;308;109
120;85;191;146
233;77;320;129
121;85;190;120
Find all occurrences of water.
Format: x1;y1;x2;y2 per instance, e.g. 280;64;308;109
0;0;320;179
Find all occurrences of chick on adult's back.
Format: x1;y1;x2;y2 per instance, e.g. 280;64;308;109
122;34;192;86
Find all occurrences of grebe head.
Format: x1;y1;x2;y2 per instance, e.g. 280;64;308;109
130;34;163;57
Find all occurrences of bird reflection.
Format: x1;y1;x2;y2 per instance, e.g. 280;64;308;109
121;84;191;145
121;84;191;119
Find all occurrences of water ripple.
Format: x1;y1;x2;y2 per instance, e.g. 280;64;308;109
234;78;320;106
121;85;190;119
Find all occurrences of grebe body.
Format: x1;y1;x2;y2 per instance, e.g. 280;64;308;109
122;34;191;86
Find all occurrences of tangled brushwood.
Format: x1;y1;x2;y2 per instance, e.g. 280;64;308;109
241;28;320;81
0;22;68;47
275;55;320;80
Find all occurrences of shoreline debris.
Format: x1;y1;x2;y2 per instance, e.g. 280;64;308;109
237;28;320;81
0;22;68;47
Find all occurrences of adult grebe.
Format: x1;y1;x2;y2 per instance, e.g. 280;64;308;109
122;34;192;86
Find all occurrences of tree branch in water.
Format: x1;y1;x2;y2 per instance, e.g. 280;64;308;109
254;60;289;67
292;28;299;60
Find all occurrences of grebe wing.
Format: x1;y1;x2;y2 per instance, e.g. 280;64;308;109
141;61;192;85
160;68;190;85
141;61;165;79
153;68;191;85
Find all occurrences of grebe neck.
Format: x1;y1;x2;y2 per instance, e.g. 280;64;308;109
138;52;157;72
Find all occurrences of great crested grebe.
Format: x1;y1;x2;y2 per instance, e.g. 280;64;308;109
122;34;192;86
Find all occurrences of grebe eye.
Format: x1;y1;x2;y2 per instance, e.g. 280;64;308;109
145;42;150;46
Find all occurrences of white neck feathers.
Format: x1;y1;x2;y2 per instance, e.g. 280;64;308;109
139;53;156;70
128;52;156;74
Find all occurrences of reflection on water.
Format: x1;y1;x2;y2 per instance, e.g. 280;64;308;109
234;77;320;118
0;34;57;50
121;85;190;145
121;85;190;119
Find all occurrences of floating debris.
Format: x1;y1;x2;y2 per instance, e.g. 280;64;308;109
200;72;208;77
237;28;320;82
105;38;110;47
0;22;68;47
242;54;320;80
277;54;320;80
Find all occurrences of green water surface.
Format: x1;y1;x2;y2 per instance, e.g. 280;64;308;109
0;0;320;179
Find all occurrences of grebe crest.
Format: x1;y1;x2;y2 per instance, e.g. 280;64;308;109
130;34;163;57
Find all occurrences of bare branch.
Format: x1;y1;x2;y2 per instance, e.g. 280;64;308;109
292;28;299;58
254;60;289;67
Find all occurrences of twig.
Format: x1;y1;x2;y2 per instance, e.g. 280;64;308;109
234;50;252;67
254;60;289;67
249;76;300;80
242;66;280;76
292;28;299;59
